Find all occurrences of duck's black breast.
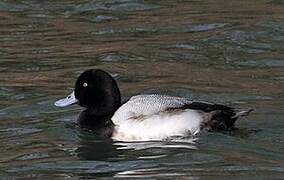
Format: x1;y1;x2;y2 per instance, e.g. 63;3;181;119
78;109;115;138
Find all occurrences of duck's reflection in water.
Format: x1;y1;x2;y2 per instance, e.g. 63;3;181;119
114;137;198;150
76;133;198;161
75;137;120;161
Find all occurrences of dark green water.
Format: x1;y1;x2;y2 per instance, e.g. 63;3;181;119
0;0;283;179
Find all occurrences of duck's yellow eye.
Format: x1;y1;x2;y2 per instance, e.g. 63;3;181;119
83;82;88;87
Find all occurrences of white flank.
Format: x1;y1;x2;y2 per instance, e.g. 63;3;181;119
112;112;202;141
111;94;204;141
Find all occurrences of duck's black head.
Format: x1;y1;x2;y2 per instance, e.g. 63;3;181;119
74;69;121;115
55;69;121;135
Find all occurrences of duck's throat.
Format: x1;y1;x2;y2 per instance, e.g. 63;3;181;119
78;109;115;138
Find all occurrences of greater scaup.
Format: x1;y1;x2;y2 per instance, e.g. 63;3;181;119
55;69;253;141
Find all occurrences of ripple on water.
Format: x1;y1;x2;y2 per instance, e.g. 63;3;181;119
0;1;28;12
114;138;198;150
0;87;15;99
97;51;146;62
92;15;119;22
65;0;159;16
6;160;156;174
163;43;196;50
16;152;50;161
257;20;284;33
228;31;272;49
94;26;159;36
236;59;284;68
0;127;42;137
184;23;228;33
0;98;80;118
93;23;227;36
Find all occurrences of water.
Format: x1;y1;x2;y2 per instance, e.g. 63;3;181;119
0;0;283;179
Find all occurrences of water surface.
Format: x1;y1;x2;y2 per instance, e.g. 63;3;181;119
0;0;283;179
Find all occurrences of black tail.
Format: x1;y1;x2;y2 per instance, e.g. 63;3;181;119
183;102;253;131
206;107;253;131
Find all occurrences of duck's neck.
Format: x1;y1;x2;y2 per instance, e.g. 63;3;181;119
78;94;121;137
78;109;115;138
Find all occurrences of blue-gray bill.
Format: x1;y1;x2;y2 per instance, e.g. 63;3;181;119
54;91;78;107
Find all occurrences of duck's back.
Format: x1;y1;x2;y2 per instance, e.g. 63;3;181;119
112;94;193;123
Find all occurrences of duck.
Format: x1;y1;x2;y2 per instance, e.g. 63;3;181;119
54;69;253;141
